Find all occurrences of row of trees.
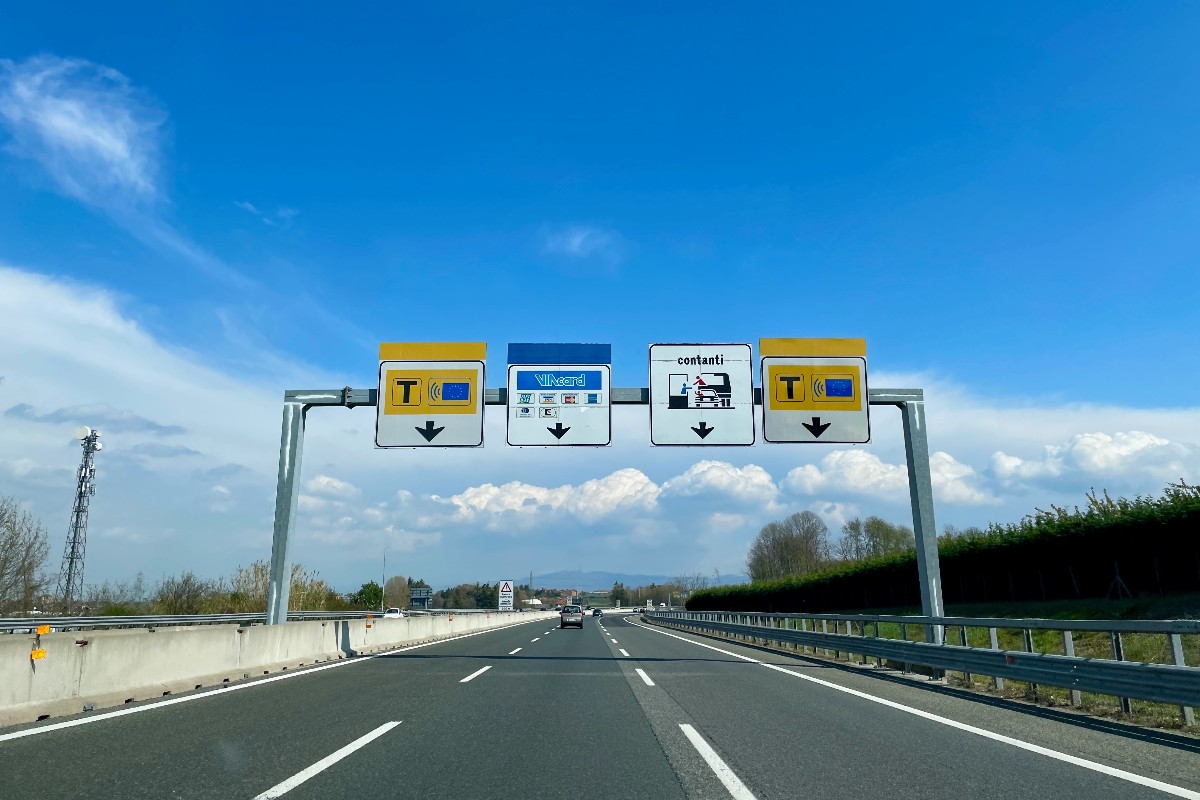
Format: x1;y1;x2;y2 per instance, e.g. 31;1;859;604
745;510;915;582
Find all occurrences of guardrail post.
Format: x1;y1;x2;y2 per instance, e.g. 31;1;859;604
901;623;911;673
859;621;869;665
822;619;830;657
1023;629;1038;699
267;401;307;625
1111;631;1132;714
873;621;882;666
989;627;1004;690
1062;631;1082;707
959;626;972;685
1169;633;1193;726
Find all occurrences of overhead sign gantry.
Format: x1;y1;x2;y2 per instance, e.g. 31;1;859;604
269;336;944;642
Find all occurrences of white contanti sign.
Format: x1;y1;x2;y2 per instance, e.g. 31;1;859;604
649;343;755;445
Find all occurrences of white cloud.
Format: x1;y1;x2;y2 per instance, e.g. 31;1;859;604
661;460;780;505
784;449;995;506
542;224;623;264
436;467;660;528
992;430;1199;488
304;474;363;500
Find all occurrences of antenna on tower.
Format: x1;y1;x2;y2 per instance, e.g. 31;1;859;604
57;426;102;614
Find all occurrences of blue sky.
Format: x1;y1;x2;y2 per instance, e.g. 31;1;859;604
1;4;1198;592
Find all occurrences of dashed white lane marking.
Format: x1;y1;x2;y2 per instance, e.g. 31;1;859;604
531;637;541;642
635;621;1200;800
679;723;757;800
611;638;619;644
508;648;522;655
253;721;401;798
635;668;655;686
619;649;630;657
459;666;492;683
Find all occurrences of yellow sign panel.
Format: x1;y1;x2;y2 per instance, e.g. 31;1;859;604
759;338;866;358
36;624;50;635
378;342;486;361
382;369;479;415
31;648;46;660
766;364;863;412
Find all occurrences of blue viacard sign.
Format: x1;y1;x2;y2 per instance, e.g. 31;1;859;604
515;370;604;390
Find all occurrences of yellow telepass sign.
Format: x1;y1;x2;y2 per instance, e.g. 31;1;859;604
759;338;869;444
376;342;486;447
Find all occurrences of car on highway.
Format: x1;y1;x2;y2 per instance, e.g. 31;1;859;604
559;604;584;629
592;608;602;617
382;608;405;619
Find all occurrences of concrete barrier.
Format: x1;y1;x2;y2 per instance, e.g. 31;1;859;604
0;611;554;727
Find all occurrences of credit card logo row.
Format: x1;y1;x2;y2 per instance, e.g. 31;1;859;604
515;392;603;406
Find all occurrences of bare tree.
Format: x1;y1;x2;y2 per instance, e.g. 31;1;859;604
676;572;709;595
0;497;50;614
383;575;410;609
835;518;866;562
746;511;830;582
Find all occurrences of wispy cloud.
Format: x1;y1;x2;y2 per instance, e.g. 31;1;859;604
0;55;250;287
542;224;625;267
4;402;186;436
235;200;300;227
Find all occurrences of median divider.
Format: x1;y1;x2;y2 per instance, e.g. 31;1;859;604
0;611;553;727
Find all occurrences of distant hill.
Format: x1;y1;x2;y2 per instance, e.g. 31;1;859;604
533;570;748;592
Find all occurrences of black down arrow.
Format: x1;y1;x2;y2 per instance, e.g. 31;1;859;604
548;422;571;440
802;417;831;438
691;421;715;439
415;420;445;442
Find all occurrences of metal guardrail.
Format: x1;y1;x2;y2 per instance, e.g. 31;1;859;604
646;611;1199;717
0;608;534;633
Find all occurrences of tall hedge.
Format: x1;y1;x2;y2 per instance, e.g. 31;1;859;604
687;483;1200;613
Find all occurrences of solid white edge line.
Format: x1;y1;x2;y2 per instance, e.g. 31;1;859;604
633;620;1200;800
619;649;630;657
508;648;522;655
0;619;541;742
459;665;492;683
253;720;401;799
635;668;655;686
679;723;757;800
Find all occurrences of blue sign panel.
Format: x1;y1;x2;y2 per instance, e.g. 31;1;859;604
515;370;604;390
507;342;611;365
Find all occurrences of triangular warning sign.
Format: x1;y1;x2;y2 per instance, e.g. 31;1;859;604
501;581;512;592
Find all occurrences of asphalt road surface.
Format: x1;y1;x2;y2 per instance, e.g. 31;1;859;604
1;613;1197;799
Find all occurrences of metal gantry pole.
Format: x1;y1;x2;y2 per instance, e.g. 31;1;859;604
869;389;946;644
267;401;307;625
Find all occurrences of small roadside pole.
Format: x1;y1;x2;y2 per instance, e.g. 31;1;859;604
265;340;945;635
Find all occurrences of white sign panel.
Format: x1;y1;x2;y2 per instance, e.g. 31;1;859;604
498;579;514;611
649;344;755;445
376;360;485;448
760;356;869;443
507;365;611;446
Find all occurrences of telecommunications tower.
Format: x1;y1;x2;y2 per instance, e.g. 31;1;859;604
56;426;102;614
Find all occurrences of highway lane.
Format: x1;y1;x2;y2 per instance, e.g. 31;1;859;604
1;611;1197;799
609;614;1200;799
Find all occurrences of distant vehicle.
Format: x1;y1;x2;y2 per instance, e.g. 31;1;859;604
560;605;584;629
383;608;405;619
592;608;602;617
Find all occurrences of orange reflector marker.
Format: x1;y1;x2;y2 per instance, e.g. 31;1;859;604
36;624;50;635
31;649;46;660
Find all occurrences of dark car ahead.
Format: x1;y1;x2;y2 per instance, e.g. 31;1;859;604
560;604;584;629
592;608;602;617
